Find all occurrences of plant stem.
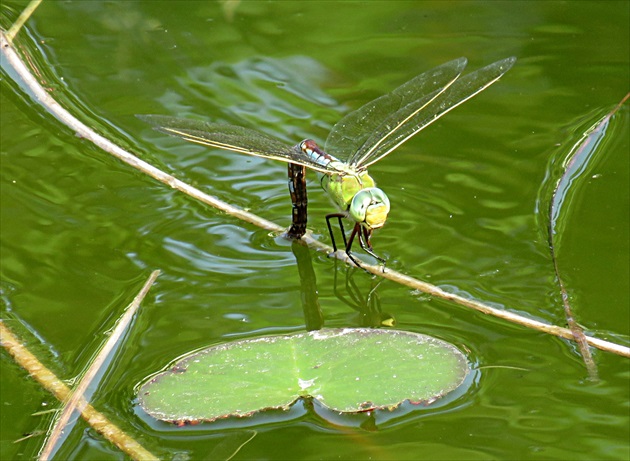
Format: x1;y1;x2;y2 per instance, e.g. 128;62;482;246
1;321;159;461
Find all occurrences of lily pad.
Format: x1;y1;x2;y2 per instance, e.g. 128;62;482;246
138;328;469;423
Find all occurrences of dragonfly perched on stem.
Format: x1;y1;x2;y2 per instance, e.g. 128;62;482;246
138;56;515;267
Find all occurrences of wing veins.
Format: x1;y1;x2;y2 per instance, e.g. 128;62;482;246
360;69;510;168
351;70;463;167
139;115;342;175
326;57;468;164
353;56;516;169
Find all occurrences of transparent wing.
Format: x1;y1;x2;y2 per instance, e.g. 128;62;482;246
137;114;343;175
325;57;468;164
349;56;516;170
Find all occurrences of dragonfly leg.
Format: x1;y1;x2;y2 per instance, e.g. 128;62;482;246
325;212;349;253
344;223;365;268
287;163;307;239
358;227;387;266
327;216;382;268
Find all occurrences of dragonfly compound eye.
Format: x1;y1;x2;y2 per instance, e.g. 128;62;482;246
300;140;311;154
350;188;390;229
300;139;323;155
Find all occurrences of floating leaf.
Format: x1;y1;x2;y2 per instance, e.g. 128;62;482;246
138;328;469;423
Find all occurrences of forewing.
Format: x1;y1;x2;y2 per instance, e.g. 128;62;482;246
137;114;339;175
351;56;516;169
325;57;468;164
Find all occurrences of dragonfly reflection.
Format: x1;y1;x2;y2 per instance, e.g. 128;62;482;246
139;57;515;266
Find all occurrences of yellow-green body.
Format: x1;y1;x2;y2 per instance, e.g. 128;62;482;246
321;170;376;210
320;168;390;230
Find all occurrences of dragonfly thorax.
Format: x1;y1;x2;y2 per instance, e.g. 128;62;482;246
299;139;356;175
321;169;375;208
349;187;390;230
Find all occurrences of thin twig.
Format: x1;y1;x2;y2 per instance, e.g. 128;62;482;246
5;0;42;42
358;262;630;357
208;430;257;461
38;270;161;460
547;92;629;378
1;321;159;461
225;431;257;461
1;30;628;359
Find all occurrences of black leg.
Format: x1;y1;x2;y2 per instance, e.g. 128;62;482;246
358;227;387;266
326;215;386;268
344;223;364;267
326;212;348;253
337;216;349;250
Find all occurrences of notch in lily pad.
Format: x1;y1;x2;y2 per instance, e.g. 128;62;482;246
138;328;469;425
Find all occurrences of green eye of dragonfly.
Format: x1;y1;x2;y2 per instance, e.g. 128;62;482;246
349;188;390;229
138;56;515;267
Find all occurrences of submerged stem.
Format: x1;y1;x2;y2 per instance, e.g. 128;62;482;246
1;321;159;461
38;271;160;460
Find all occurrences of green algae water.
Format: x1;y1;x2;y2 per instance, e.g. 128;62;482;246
1;1;628;459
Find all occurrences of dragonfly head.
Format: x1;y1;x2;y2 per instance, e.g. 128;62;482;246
349;187;390;230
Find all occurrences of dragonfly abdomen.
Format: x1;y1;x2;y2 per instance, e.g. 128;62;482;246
287;163;308;238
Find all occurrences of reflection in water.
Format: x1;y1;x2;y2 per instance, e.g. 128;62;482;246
291;240;395;329
333;264;396;328
291;240;323;331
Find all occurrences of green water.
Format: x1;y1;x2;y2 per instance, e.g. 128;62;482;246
1;1;628;460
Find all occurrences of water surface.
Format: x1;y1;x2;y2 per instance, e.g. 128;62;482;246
1;1;628;459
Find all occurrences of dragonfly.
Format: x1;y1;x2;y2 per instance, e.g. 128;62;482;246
138;56;515;266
